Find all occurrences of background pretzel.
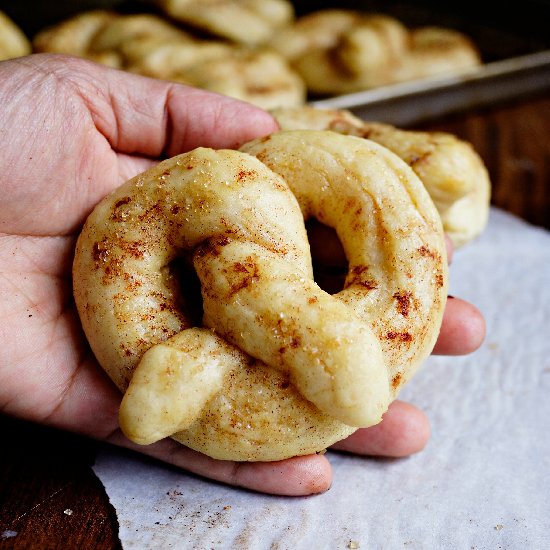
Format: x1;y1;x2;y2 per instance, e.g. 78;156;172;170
269;9;480;95
158;0;295;46
73;130;447;461
273;107;490;247
32;10;305;110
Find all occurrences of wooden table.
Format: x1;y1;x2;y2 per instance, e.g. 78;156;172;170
1;90;549;550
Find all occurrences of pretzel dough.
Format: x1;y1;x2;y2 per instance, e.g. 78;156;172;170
73;130;447;461
272;107;490;247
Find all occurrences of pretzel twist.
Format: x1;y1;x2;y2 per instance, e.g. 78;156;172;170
73;130;447;461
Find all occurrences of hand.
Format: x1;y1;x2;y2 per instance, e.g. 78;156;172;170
0;54;485;496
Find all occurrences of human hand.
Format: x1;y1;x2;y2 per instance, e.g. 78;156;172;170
0;54;485;495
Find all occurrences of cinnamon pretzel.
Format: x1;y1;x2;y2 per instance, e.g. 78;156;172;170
73;130;447;461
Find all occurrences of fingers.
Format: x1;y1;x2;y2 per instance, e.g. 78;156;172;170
330;400;431;457
51;54;280;157
432;296;486;355
107;431;333;496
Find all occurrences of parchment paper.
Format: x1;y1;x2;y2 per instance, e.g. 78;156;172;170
93;208;550;549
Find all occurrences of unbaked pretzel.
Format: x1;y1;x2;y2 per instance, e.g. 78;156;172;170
73;130;447;461
272;107;490;247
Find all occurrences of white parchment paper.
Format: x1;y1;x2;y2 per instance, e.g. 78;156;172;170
93;208;550;549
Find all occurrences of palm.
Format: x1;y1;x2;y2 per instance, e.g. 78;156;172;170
0;232;115;430
0;63;148;435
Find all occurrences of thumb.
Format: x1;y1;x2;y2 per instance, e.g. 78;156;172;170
49;54;280;157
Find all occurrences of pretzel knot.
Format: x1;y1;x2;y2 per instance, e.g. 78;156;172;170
73;130;448;461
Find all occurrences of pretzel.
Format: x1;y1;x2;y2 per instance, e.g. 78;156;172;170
119;38;305;109
272;107;490;247
392;27;483;83
268;9;363;62
93;14;192;53
291;13;410;92
120;39;232;81
73;130;447;461
32;9;304;110
32;11;197;69
270;9;480;95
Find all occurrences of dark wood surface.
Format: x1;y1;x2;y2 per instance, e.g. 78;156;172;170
1;89;549;550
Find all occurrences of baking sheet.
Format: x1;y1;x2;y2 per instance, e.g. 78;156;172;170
93;208;550;549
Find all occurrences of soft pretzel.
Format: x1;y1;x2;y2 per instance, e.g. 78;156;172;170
268;9;362;62
290;13;410;93
32;11;197;70
31;9;304;110
121;39;305;109
272;107;490;247
271;9;480;95
73;130;447;461
0;11;31;61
